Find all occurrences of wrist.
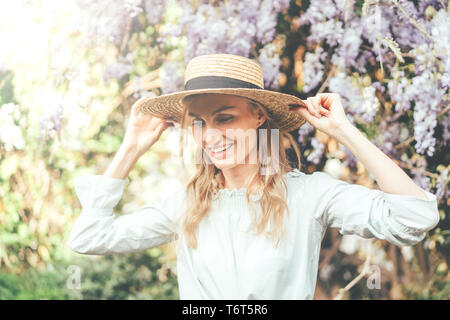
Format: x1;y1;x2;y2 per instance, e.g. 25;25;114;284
104;145;141;180
119;143;142;159
331;122;359;147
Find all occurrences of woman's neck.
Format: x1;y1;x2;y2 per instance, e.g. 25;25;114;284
221;164;262;192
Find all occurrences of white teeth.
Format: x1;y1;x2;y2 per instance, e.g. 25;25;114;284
211;143;233;153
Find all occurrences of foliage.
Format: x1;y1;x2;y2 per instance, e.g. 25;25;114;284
0;249;178;299
0;263;71;300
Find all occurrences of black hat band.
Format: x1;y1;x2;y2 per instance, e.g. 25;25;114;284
184;75;263;91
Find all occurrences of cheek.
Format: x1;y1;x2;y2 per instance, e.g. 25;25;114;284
190;126;204;145
234;131;258;154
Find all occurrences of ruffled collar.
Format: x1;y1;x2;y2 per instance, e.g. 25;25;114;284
285;168;303;177
211;169;303;202
215;187;263;202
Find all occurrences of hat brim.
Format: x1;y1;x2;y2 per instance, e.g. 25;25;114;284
134;88;308;132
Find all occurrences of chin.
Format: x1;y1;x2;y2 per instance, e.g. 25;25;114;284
212;161;238;171
203;143;256;170
208;153;252;171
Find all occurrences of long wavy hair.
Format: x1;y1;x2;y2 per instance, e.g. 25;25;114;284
175;93;303;249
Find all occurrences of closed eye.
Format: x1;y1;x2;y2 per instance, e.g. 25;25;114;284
217;116;233;123
191;116;234;126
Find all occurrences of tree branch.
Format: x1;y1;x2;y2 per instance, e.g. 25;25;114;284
333;241;374;300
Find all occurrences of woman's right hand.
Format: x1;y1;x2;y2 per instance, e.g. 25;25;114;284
122;100;174;157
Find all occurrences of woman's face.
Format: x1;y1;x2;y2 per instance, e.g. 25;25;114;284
186;93;265;170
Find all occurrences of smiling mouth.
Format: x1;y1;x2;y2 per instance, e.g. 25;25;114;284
208;142;234;153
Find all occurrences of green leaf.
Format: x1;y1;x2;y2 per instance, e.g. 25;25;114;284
0;155;19;180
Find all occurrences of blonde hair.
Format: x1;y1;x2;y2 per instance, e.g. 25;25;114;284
176;93;302;249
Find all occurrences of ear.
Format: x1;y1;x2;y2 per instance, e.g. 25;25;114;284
247;100;266;127
256;110;266;128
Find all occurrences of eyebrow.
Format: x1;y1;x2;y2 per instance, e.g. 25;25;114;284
188;105;237;118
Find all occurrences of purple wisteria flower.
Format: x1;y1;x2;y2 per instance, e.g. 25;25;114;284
298;0;448;159
434;168;449;200
144;0;166;24
103;53;134;82
442;114;450;146
297;122;315;145
161;60;185;95
160;0;291;90
303;47;326;93
74;0;141;47
306;137;325;165
258;43;282;89
328;72;380;124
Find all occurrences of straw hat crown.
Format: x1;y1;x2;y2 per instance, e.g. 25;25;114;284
135;53;307;132
184;54;264;89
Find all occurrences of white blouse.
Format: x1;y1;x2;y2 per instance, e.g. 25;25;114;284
67;169;440;299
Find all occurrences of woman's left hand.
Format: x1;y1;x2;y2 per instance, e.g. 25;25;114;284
290;93;352;139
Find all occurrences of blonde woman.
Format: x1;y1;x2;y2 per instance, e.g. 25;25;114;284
68;54;440;299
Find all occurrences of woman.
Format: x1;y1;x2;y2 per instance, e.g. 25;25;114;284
68;54;440;299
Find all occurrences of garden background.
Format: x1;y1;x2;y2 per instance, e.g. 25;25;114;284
0;0;448;299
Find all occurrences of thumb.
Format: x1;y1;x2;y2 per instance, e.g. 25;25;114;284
159;120;174;133
289;103;313;122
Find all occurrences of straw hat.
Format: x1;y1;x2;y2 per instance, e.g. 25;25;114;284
134;53;307;132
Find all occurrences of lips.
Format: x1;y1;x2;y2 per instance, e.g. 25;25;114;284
209;143;233;153
208;142;234;159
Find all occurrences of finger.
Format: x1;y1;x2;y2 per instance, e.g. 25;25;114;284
156;119;171;131
155;120;170;135
164;120;175;129
319;105;330;116
149;117;164;130
311;97;323;117
131;103;140;117
317;93;338;109
306;98;321;118
133;99;147;114
157;121;173;136
316;95;330;110
296;104;315;123
148;117;157;129
307;97;320;118
289;104;314;122
314;97;331;115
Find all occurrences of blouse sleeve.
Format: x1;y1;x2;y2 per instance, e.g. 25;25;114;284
67;175;184;255
311;171;440;247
